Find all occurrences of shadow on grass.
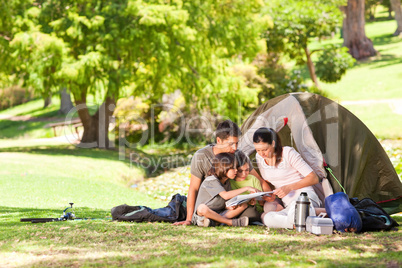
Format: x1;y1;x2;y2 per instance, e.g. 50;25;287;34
3;220;400;267
367;54;402;69
0;206;110;226
366;16;395;24
0;120;52;139
0;144;127;162
371;33;402;47
17;106;62;118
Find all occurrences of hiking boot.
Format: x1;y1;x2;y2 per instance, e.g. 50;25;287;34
232;216;249;227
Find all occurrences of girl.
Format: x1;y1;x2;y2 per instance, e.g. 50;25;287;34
253;127;320;228
192;152;260;227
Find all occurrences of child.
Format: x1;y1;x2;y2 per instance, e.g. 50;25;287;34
192;153;260;227
231;151;284;223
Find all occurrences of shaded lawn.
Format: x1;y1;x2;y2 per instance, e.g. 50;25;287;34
1;207;401;267
0;120;55;139
0;143;401;267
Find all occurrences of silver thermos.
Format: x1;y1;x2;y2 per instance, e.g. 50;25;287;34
295;192;310;232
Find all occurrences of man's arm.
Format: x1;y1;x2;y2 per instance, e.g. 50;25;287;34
250;169;271;192
173;174;202;225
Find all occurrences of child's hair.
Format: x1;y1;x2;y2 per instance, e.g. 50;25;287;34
215;120;241;141
253;127;283;164
234;150;248;168
208;153;236;179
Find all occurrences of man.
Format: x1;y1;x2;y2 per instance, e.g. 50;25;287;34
174;119;271;226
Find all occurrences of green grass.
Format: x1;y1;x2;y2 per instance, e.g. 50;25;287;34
0;97;61;118
0;142;401;267
342;103;402;140
0;145;155;209
1;216;401;267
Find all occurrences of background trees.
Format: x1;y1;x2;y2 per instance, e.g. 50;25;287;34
3;0;270;147
264;0;354;89
3;0;390;148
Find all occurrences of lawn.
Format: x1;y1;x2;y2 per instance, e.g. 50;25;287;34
1;144;401;267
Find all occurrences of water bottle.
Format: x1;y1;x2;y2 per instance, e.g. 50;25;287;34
295;192;310;232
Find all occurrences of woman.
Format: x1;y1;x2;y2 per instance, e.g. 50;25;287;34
253;127;321;228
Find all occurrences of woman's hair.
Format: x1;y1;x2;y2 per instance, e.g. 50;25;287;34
234;150;248;168
252;127;283;163
208;153;236;179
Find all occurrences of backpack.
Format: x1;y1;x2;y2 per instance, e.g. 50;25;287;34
350;197;399;232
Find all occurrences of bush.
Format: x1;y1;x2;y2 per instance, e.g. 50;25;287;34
254;53;307;103
0;86;34;111
315;47;355;83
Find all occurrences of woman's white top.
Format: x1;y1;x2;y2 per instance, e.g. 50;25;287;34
256;146;315;206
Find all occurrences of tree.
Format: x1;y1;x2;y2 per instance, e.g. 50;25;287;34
10;30;66;108
31;0;269;148
265;0;353;89
365;0;381;21
0;0;36;84
59;88;74;114
342;0;377;59
390;0;402;35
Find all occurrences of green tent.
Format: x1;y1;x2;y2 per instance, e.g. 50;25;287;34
239;93;402;214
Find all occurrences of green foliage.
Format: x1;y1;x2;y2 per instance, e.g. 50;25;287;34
1;0;271;140
262;0;354;87
265;0;343;65
315;47;356;83
38;0;269;112
0;0;36;76
10;31;66;98
253;53;307;103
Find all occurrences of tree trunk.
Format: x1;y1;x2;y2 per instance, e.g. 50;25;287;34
304;46;321;90
59;88;74;114
74;92;116;149
43;95;52;108
390;0;402;36
343;0;377;60
388;5;393;19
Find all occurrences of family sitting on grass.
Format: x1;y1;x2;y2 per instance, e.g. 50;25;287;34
173;120;324;228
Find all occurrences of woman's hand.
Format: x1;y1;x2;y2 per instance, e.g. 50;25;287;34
274;185;293;198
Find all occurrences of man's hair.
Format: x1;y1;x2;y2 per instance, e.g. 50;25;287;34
208;153;236;179
215;120;241;141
